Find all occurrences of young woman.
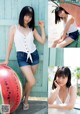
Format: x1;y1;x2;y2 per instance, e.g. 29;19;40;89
52;7;79;47
48;67;77;114
3;6;46;110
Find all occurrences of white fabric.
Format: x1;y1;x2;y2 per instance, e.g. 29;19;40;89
63;15;78;34
14;26;36;62
48;90;75;114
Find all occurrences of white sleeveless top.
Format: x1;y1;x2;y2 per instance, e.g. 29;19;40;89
63;15;78;34
14;26;36;62
48;90;76;114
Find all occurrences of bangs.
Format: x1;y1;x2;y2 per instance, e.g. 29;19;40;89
56;68;68;78
55;7;69;15
56;7;63;13
52;67;71;89
25;7;33;17
56;71;65;78
25;12;33;18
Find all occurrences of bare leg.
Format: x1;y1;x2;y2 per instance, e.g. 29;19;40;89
21;64;38;104
56;37;74;48
31;64;38;74
20;66;36;104
52;38;60;47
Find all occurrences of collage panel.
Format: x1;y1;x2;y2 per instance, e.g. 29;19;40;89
48;0;80;48
48;66;80;114
0;0;80;114
0;0;48;114
48;0;80;113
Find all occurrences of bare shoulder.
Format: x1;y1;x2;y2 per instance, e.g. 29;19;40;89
68;15;74;22
9;25;16;34
33;28;37;33
68;15;73;19
69;85;77;94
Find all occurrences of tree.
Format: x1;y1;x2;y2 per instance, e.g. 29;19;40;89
75;67;80;95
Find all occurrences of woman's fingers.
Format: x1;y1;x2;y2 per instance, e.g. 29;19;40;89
54;81;60;89
38;21;44;27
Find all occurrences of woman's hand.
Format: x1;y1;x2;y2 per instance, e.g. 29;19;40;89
1;60;9;65
48;104;57;108
48;104;53;108
38;21;44;29
58;38;64;43
58;35;66;43
54;81;60;90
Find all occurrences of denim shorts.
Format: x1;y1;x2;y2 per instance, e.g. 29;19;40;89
68;30;79;40
17;50;39;67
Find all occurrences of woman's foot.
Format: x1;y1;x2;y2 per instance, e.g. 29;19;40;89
23;103;29;110
23;97;29;110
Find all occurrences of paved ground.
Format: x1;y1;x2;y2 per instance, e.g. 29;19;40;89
11;101;48;114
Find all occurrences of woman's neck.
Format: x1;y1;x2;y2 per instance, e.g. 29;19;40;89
63;14;68;20
60;85;67;91
19;24;29;29
24;24;28;28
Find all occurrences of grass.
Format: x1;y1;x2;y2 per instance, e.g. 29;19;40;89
77;87;80;96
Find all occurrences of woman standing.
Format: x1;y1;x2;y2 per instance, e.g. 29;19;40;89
3;6;46;110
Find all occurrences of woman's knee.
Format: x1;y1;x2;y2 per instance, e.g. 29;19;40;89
56;44;62;48
29;79;36;87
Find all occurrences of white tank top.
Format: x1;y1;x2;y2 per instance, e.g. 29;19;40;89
63;15;78;34
14;26;36;62
48;90;76;114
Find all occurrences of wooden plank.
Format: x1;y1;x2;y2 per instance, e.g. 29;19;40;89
0;27;6;59
49;48;57;66
17;0;32;17
56;48;64;66
5;26;16;60
45;0;48;35
4;0;12;19
42;40;48;92
31;0;39;25
0;20;17;25
38;0;45;20
0;0;5;19
49;48;64;66
12;0;18;19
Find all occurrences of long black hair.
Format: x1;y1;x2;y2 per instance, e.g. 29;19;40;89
55;7;69;24
52;67;71;89
19;6;35;30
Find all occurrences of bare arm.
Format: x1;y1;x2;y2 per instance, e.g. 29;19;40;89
49;86;77;110
33;21;46;44
48;88;60;104
48;81;60;104
3;26;15;65
61;17;74;40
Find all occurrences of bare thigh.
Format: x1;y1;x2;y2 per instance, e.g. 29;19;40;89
31;64;38;75
56;37;74;48
20;66;35;84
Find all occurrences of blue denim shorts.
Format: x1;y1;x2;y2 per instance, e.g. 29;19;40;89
68;30;79;40
17;50;39;67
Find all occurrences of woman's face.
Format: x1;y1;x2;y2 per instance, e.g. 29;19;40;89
24;15;32;25
58;10;66;18
56;75;68;87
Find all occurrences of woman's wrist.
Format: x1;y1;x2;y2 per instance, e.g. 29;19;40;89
56;86;60;92
5;58;9;61
40;27;45;30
